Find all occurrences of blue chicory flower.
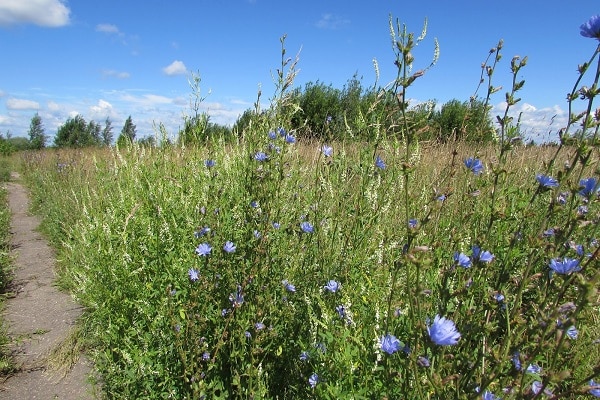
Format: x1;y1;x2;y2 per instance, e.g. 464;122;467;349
578;177;599;198
268;131;277;140
581;15;600;40
244;331;252;338
194;226;211;238
527;364;541;374
202;352;210;361
375;155;386;170
380;333;402;355
336;305;347;319
204;159;216;168
408;219;418;229
223;241;236;253
308;373;319;388
454;252;472;268
472;246;494;263
195;243;212;256
549;257;581;275
282;280;296;292
464;157;484;175
542;228;555;237
417;356;430;367
566;325;578;339
285;134;296;144
299;351;309;361
512;351;522;371
188;268;199;282
322;144;333;157
300;221;314;233
254;151;268;162
482;391;500;400
428;314;461;346
255;322;266;330
324;280;340;293
589;379;600;397
536;174;559;188
229;285;244;307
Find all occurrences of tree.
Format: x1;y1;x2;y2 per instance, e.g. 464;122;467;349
118;115;136;145
28;113;46;149
101;117;114;146
54;115;102;148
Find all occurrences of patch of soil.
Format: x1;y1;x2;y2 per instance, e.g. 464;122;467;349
0;173;98;399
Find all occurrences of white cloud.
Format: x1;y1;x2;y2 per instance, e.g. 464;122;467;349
47;101;60;112
0;89;5;97
6;98;40;110
89;99;116;118
0;0;70;27
96;23;120;34
163;60;187;76
491;101;568;143
102;69;131;79
315;13;350;30
0;115;12;125
120;93;174;107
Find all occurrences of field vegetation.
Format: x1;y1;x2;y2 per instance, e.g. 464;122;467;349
6;15;600;399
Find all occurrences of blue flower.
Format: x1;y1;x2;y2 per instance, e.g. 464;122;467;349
512;351;522;371
204;159;216;168
272;222;281;229
254;151;268;162
417;356;430;367
253;230;261;239
482;391;500;400
336;305;347;319
195;243;212;256
268;131;277;140
531;381;543;395
578;177;599;198
321;144;333;157
380;333;402;355
566;325;578;339
472;246;494;263
282;280;296;292
494;293;505;303
223;241;236;253
580;15;600;40
536;174;559;188
324;280;340;293
375;155;386;170
428;314;461;346
202;351;210;361
300;221;314;233
308;373;319;388
244;331;252;338
437;194;447;202
464;157;484;175
542;228;555;237
408;219;418;229
557;192;568;205
299;351;309;361
277;127;287;137
194;226;211;238
526;363;541;374
188;268;199;282
285;134;296;144
255;322;266;330
589;379;600;397
454;252;472;268
229;285;244;307
549;257;581;275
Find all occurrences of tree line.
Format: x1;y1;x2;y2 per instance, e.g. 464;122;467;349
3;76;498;153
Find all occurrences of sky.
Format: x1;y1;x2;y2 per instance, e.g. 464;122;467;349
0;0;599;144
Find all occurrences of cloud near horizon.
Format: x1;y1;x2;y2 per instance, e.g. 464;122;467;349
0;0;70;27
163;60;188;76
6;98;40;110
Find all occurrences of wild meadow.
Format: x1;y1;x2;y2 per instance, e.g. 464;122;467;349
16;15;600;399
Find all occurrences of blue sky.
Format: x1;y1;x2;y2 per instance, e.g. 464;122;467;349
0;1;598;143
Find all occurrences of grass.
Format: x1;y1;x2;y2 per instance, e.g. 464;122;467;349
13;16;600;399
0;157;14;375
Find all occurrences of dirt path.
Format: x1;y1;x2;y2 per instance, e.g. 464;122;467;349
0;173;98;399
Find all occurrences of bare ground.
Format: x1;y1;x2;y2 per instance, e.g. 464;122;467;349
0;173;98;399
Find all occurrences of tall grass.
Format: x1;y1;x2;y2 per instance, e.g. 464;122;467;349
21;15;600;399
